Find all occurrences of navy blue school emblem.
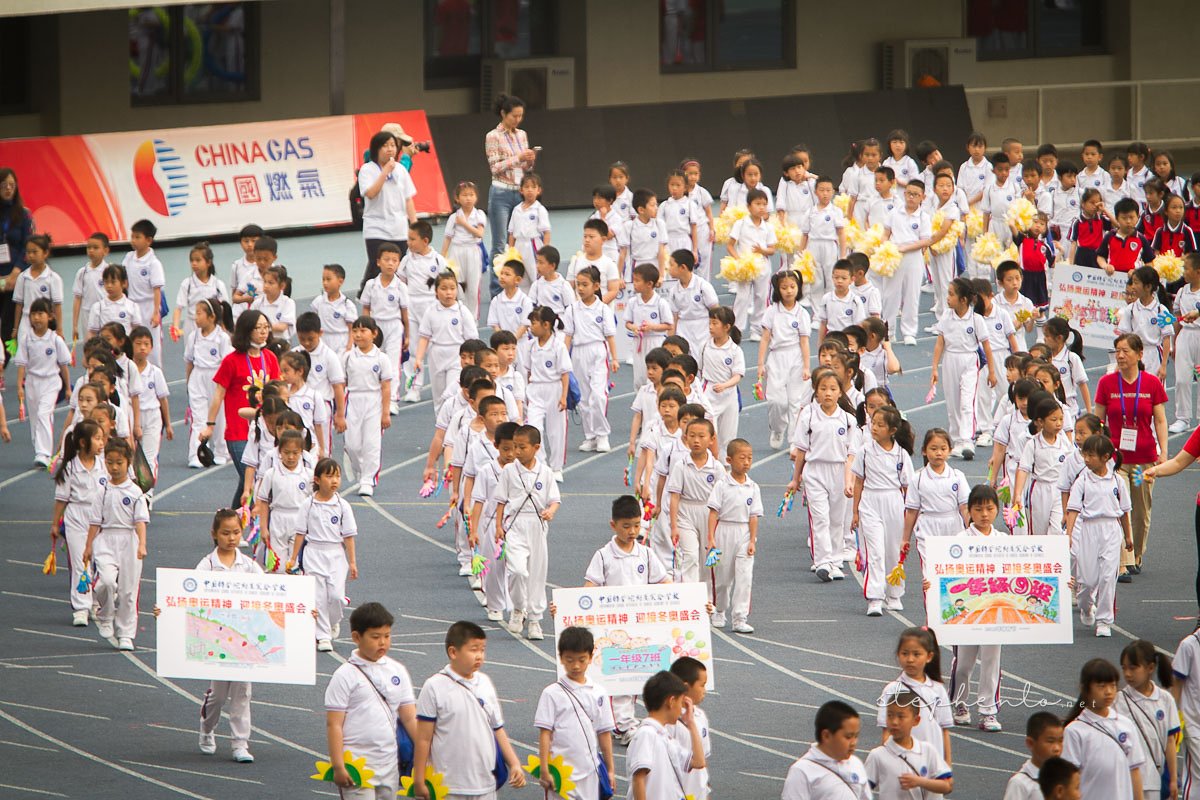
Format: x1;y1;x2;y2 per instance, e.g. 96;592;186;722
451;318;459;325
724;357;732;365
515;307;522;315
535;482;543;490
952;483;959;491
637;564;645;574
707;474;715;483
545;360;553;368
275;312;282;320
303;402;311;411
391;676;402;685
372;364;380;372
45;347;53;356
792;321;799;328
140;269;148;276
966;327;974;334
331;515;339;524
651;312;658;319
694;294;701;302
122;497;131;505
845;308;853;316
210;348;218;356
746;497;753;505
996;323;1003;330
838;428;846;435
299;482;306;491
334;311;342;319
1059;454;1066;462
315;364;323;373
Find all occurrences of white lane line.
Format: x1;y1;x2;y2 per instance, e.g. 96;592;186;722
55;671;156;689
755;697;823;710
0;701;109;720
0;782;68;797
13;627;97;644
0;707;216;800
363;498;454;554
0;469;38;489
145;722;269;747
249;699;314;713
0;739;58;753
122;759;264;785
738;772;785;783
154;463;231;501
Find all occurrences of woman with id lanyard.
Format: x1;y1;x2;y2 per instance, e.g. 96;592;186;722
1093;334;1168;581
0;168;35;373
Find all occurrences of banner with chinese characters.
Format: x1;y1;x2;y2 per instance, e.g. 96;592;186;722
155;567;317;685
923;536;1072;646
0;110;450;247
551;583;714;695
1048;264;1128;351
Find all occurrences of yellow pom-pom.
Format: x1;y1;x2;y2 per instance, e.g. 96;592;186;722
848;223;885;257
719;252;769;283
1005;198;1037;232
929;213;964;256
1153;252;1185;282
991;243;1019;270
492;246;523;276
791;250;817;285
713;205;748;244
772;219;802;255
833;193;852;215
965;208;984;239
869;242;902;278
970;233;1002;267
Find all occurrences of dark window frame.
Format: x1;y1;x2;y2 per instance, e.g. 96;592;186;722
659;0;796;74
130;3;261;107
970;0;1108;62
0;16;34;115
423;0;558;90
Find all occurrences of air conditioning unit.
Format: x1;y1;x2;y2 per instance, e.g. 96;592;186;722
880;38;978;90
480;57;575;113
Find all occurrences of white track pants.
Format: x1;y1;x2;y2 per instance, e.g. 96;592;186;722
941;351;979;448
951;644;1002;716
572;342;611;440
92;529;142;639
344;393;383;489
709;521;754;625
504;515;548;621
765;346;805;442
201;680;252;750
526;380;567;470
803;462;848;572
858;489;904;602
1073;517;1121;625
302;542;347;641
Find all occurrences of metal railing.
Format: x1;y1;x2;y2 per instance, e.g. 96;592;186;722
963;77;1200;149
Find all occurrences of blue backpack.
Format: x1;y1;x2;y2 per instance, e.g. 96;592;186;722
566;371;582;411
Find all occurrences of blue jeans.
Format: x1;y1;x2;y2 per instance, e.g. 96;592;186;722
226;439;247;509
487;183;521;298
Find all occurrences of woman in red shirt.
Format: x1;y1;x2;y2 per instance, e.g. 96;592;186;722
199;309;280;507
1093;333;1168;579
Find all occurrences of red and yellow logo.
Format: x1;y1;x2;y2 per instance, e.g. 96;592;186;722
133;139;188;217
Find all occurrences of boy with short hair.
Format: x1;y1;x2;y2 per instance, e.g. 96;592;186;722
72;233;112;344
848;252;884;315
230;223;263;319
469;421;518;622
1078;140;1110;196
883;180;933;345
982;154;1016;247
295;311;348;447
1036;757;1081;800
868;166;900;227
816;259;868;339
865;690;953;799
589;185;630;273
728;188;777;339
799;176;848;312
669;656;712;800
399;222;447;402
447;384;501;581
324;602;418;799
529;246;575;314
958;132;992;207
495;425;560;640
123;219;165;366
412;621;526;798
238;234;277;308
310;262;356;352
490;329;526;423
706;438;762;634
628;346;672;460
625;264;675;388
1004;712;1064;800
667;418;724;584
626;670;706;800
1126;141;1152;206
995;261;1037;351
534;626;616;800
568;218;622;304
1049;162;1080;241
1098;198;1156;275
782;700;870;798
1036;143;1060;193
628;188;669;282
361;242;411;410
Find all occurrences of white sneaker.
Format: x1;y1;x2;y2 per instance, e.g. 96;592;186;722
188;461;202;469
949;445;965;459
402;388;420;403
884;598;904;611
978;714;1002;732
332;622;341;640
748;332;762;342
97;622;114;640
866;600;884;617
458;564;472;577
316;639;333;652
903;335;917;346
594;437;611;453
961;445;974;461
975;432;993;447
199;730;217;755
72;610;88;627
553;470;564;483
953;702;971;725
507;612;526;634
615;728;636;746
578;438;597;452
1171;419;1192;434
732;621;755;634
1096;623;1112;637
924;325;939;334
232;748;254;763
769;430;785;450
829;566;846;580
357;483;374;497
389;401;401;416
1080;607;1096;627
710;611;726;628
117;637;134;651
468;575;482;590
486;609;504;622
841;548;857;563
526;621;544;640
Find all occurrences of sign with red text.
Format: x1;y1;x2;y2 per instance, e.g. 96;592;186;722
0;110;450;246
552;583;714;695
156;567;316;684
923;536;1072;645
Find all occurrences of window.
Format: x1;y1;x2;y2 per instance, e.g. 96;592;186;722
0;17;33;115
660;0;794;72
129;3;259;105
968;0;1107;61
425;0;557;89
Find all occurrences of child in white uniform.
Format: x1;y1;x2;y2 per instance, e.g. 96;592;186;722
782;701;870;799
706;439;762;634
799;177;848;305
931;278;996;458
1117;266;1173;379
866;689;953;799
628;191;670;286
342;318;393;496
255;430;313;568
901;429;969;567
816;260;870;337
228;224;261;320
11;235;63;340
684;161;715;281
184;299;233;467
469;422;515;621
524;308;571;478
1062;658;1146;800
698;307;744;449
666;419;724;584
250;265;297;343
1118;640;1180;800
1045;317;1091;415
974;280;1019;445
1065;435;1132;637
788;370;856;581
413;272;477;416
563;267;618;453
51;420;106;626
87;265;142;337
625;671;707;800
667;250;719;356
121;220;165;366
661;171;698;264
441;181;488;317
15;299;71;466
295;312;348;453
172;242;229;340
361;244;410;408
310;263;356;353
1014;396;1073;536
625;264;675;388
883;182;933;344
290;458;357;652
398;224;449;399
130;326;170;484
726;189;776;338
852;405;915;616
508;174;552;285
496;425;561;640
72;233;111;343
876;628;954;763
528;246;575;315
83;439;149;650
757;270;811;448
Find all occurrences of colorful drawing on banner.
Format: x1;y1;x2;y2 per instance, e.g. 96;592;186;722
1048;265;1130;350
312;752;375;788
923;536;1072;645
552;583;714;695
399;767;449;800
523;755;576;800
185;607;286;666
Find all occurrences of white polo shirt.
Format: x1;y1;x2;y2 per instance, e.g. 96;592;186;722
122;248;165;305
933;308;987;354
534;678;615;782
958;158;993;196
487;288;531;332
419;301;476;346
668;275;718;324
174;274;229;324
1117;684;1179;794
625;292;674;334
444;207;488;246
1062;708;1146;800
1018;431;1073;488
325;651;415;776
88;296;142;334
250;293;297;341
761;303;810;351
728;216;776;258
1174;630;1200;723
905;465;969;522
310;293;357;349
257;461;312;515
342;345;394;394
625;717;693;800
585;539;669;587
1067;467;1131;520
358;161;417;240
416;667;505;796
782;746;870;799
288;384;331;433
296;494;357;545
816;289;868;330
875;675;954;761
400;249;448;308
54;455;108;508
527;335;571;384
697;338;744;388
196;548;261;574
294;341;346;403
529;275;575;315
89;479;149;533
791;404;857;463
851;439;913;492
706;473;763;524
497;460;560;524
15;329;70;379
73;261;108;317
864;738;951;800
629;216;669;265
566;252;621;289
563;297;617;346
360;275;409;324
666;451;726;504
1003;759;1043;800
